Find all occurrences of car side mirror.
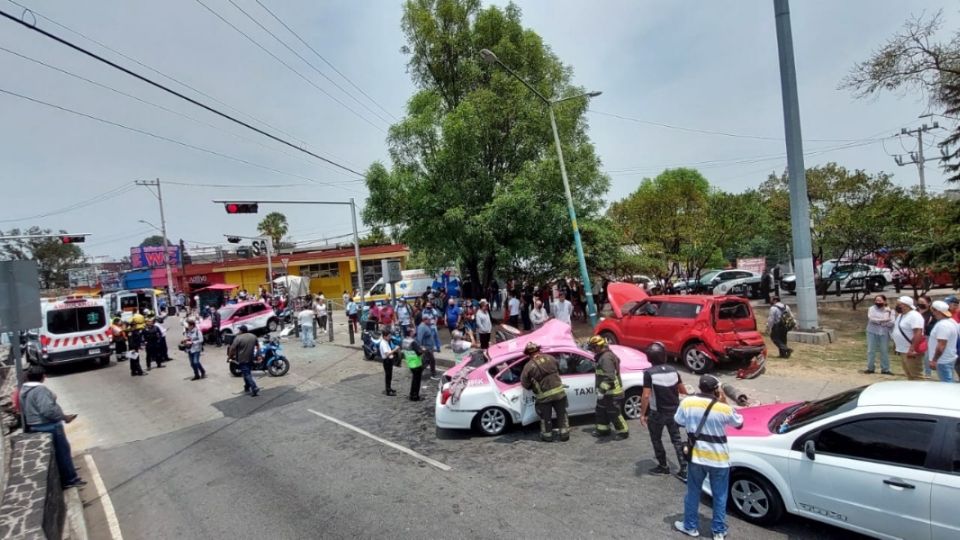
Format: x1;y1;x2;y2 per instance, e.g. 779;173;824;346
803;440;816;460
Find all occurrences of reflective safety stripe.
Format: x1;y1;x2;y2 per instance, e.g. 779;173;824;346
536;385;566;401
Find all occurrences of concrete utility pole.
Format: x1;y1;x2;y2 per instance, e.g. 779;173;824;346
894;122;939;196
773;0;818;330
136;179;176;315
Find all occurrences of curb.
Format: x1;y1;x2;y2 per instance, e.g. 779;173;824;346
64;486;88;540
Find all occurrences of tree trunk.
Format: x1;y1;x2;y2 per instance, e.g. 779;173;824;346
465;257;480;301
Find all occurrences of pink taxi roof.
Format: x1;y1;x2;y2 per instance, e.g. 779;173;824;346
486;319;576;359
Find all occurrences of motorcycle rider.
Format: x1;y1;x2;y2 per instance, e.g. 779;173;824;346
640;342;688;480
228;325;259;397
520;342;569;442
588;335;629;440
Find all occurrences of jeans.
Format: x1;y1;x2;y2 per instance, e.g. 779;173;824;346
684;462;730;535
936;363;955;382
301;325;315;347
648;409;685;468
189;351;205;377
866;331;890;372
430;325;441;352
240;363;258;393
29;422;80;486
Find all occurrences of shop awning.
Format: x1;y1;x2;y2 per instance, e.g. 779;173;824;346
196;283;239;292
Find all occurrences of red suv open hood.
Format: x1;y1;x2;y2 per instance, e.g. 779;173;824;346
606;282;648;319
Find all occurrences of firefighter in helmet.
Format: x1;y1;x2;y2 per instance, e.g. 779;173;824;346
588;335;629;440
520;342;569;442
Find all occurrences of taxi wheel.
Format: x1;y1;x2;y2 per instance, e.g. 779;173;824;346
729;471;784;526
622;388;642;420
474;407;510;436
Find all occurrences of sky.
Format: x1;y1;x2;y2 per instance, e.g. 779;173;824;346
1;0;957;260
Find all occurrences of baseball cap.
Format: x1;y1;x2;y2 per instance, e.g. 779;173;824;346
945;295;959;305
698;374;721;393
931;300;952;317
897;296;915;308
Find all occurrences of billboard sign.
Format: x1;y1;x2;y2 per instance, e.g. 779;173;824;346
130;246;181;269
736;257;767;275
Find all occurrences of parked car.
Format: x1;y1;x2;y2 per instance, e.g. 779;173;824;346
713;271;763;298
593;282;766;373
435;320;651;436
714;381;959;540
892;267;956;291
781;259;892;294
199;300;279;342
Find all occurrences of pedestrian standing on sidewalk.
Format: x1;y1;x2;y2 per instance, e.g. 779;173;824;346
917;295;936;377
445;298;462;339
18;365;86;489
346;298;359;334
674;375;743;540
416;318;438;379
110;317;127;362
507;291;521;328
892;296;925;380
379;327;399;396
298;302;316;348
530;299;548;330
476;300;492;350
402;327;425;401
228;326;259;397
550;291;573;326
864;294;894;375
396;299;413;337
766;296;794;358
927;300;959;382
184;318;206;380
209;306;222;347
422;301;442;352
640;342;688;480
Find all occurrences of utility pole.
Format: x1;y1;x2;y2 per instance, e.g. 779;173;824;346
894;122;939;195
773;0;818;331
136;179;176;315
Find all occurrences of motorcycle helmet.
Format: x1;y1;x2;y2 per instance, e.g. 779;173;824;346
645;342;667;365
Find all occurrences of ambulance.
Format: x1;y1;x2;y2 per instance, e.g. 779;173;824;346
24;296;113;367
356;269;460;304
104;289;164;323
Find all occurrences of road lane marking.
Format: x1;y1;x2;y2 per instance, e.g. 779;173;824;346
306;409;452;471
84;454;123;540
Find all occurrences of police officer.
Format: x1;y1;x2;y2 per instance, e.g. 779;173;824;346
588;335;629;440
520;342;569;442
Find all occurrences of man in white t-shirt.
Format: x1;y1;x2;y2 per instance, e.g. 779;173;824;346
551;291;574;325
928;300;959;383
507;293;521;328
297;305;316;348
891;296;925;380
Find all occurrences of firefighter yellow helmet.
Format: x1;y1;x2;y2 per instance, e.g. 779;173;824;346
588;335;607;351
523;342;541;355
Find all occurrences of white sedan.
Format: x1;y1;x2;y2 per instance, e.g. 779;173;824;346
715;381;959;540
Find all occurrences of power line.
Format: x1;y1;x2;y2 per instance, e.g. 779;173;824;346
191;0;386;132
252;0;398;121
224;0;392;125
0;86;365;192
164;180;310;188
0;6;366;177
0;44;358;178
0;183;136;224
4;0;310;148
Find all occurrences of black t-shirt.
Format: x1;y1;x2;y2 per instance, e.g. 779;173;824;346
642;364;683;412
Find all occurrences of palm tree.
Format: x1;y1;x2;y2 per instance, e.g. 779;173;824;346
257;212;288;249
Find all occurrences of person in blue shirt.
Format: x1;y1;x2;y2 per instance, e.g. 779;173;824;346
415;320;438;379
445;298;462;338
421;302;442;352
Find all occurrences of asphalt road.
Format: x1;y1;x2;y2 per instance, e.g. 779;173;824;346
43;320;863;540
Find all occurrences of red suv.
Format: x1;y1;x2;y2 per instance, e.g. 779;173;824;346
595;282;766;373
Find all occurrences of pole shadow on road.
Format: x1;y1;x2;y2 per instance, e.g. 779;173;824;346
210;384;308;419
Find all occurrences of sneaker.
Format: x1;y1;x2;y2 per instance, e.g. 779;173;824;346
251;389;259;397
614;432;629;441
673;521;699;537
191;376;200;381
384;389;397;396
861;369;875;374
430;375;440;381
408;396;422;401
649;465;671;476
880;370;894;375
675;468;688;482
713;533;727;540
591;429;611;438
64;479;87;489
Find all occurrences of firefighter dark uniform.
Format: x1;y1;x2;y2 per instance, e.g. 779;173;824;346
520;342;569;442
589;335;629;440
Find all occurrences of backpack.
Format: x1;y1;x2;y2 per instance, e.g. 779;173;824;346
779;305;797;331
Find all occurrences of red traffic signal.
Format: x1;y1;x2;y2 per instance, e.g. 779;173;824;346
225;203;258;214
59;235;86;244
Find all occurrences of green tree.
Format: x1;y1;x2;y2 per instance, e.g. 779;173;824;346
256;212;288;250
363;0;609;292
1;227;84;289
140;235;170;247
359;226;392;247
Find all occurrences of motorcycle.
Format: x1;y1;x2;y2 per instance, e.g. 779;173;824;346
361;326;402;360
229;335;290;377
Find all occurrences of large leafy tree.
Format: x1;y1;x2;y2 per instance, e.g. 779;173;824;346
363;0;609;291
1;227;84;289
140;235;170;247
256;212;288;250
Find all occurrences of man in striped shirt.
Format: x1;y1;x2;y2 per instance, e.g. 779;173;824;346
673;375;743;540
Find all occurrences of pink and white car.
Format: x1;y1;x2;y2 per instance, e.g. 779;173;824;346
199;300;279;341
435;320;651;436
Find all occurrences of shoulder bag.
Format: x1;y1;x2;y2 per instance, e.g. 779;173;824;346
897;317;928;354
681;398;717;462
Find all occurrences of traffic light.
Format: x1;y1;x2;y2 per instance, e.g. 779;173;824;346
226;236;241;244
59;235;86;244
224;202;258;214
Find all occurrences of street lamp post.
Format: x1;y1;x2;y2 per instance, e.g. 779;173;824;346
480;48;601;328
138;218;175;312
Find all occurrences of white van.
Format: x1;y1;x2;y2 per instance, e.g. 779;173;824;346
358;270;458;303
25;297;113;367
105;289;163;323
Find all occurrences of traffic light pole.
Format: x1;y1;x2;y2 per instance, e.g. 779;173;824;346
216;199;365;308
137;179;176;315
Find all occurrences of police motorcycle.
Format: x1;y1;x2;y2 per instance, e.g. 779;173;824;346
362;325;402;361
228;335;290;377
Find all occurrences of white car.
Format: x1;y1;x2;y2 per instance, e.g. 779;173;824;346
713;381;959;539
435;320;651;436
712;271;763;298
